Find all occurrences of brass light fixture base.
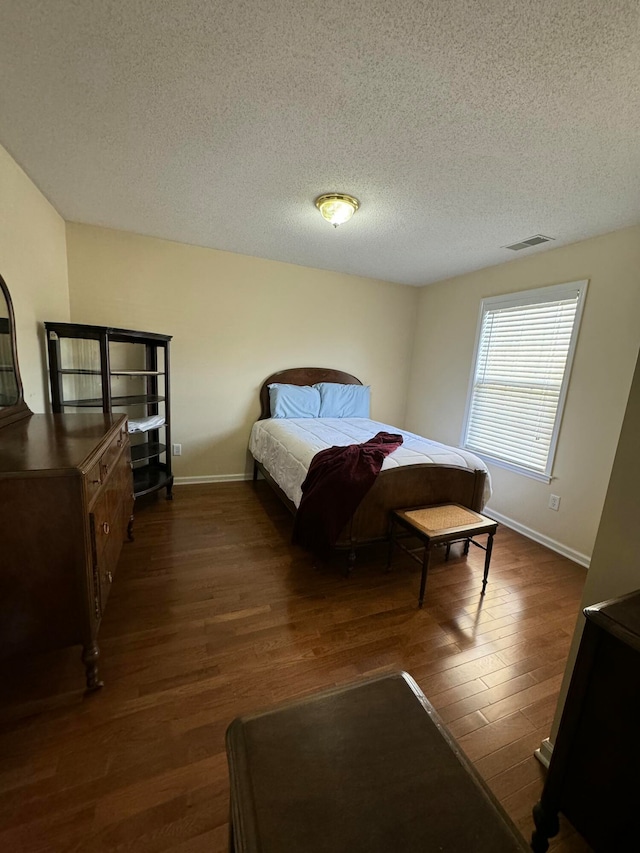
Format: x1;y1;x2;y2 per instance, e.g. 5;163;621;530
315;193;360;227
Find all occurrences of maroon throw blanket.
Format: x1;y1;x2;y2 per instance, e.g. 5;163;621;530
292;431;404;553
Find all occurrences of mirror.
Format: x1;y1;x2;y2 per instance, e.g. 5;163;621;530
0;273;31;426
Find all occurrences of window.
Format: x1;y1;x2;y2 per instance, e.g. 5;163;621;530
462;280;588;481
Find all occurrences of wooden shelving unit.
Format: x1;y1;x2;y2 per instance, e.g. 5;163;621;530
45;322;173;500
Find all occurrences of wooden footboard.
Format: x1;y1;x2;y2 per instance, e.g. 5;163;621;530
253;457;486;551
338;464;486;548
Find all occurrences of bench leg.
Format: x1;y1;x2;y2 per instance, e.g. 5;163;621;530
345;547;356;577
464;537;470;556
418;545;431;608
482;532;494;594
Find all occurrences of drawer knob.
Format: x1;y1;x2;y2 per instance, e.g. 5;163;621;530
102;522;110;535
106;571;113;584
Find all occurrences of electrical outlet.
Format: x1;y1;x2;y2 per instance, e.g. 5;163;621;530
172;443;182;456
548;494;560;511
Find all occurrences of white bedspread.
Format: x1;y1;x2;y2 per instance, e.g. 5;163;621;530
249;418;491;508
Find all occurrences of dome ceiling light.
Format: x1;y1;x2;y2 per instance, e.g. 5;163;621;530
315;193;359;227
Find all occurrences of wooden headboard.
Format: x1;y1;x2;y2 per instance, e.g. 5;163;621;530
258;367;362;419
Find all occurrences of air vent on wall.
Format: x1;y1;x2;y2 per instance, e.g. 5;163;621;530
503;235;555;251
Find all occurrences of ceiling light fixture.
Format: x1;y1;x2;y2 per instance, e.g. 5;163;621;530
315;193;359;227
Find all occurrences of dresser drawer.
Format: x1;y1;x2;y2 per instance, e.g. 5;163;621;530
85;459;104;504
91;455;130;552
86;425;130;506
96;512;127;615
90;440;134;617
104;424;129;474
91;488;113;557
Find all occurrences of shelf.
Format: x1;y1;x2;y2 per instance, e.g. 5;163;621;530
45;321;172;499
110;369;165;377
130;442;166;463
62;394;165;407
46;321;172;345
132;464;172;498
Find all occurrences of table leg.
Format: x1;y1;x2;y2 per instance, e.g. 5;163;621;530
418;544;431;608
482;532;494;594
228;805;236;853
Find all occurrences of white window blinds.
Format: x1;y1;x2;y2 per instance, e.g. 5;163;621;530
463;281;587;480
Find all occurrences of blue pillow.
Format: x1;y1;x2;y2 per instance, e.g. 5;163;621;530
268;384;321;418
315;383;371;418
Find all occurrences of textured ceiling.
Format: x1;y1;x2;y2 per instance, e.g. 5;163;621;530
0;1;639;286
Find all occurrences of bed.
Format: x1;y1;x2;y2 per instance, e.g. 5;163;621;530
250;367;490;559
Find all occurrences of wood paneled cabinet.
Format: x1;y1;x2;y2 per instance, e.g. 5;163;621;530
45;322;173;500
532;589;640;852
0;412;134;690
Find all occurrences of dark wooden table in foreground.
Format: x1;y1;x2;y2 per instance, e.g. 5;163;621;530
226;671;530;852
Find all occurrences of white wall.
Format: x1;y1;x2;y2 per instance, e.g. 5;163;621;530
406;227;640;561
65;223;419;479
0;143;69;411
549;346;640;743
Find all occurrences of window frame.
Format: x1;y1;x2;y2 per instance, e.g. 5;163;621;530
461;280;588;483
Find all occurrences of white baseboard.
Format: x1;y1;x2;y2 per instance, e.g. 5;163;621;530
174;473;252;485
534;737;554;768
484;507;590;568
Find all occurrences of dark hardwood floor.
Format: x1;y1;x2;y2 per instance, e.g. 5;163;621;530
0;482;591;851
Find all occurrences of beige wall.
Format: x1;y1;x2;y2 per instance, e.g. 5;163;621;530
550;346;640;743
65;223;419;479
406;227;640;560
0;144;69;411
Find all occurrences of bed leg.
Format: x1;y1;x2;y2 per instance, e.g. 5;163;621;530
252;460;258;482
345;547;356;577
386;521;395;573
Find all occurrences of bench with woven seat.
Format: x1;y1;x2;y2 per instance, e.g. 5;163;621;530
387;503;498;607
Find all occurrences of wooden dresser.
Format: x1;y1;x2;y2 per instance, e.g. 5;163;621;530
532;589;640;851
0;412;134;689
